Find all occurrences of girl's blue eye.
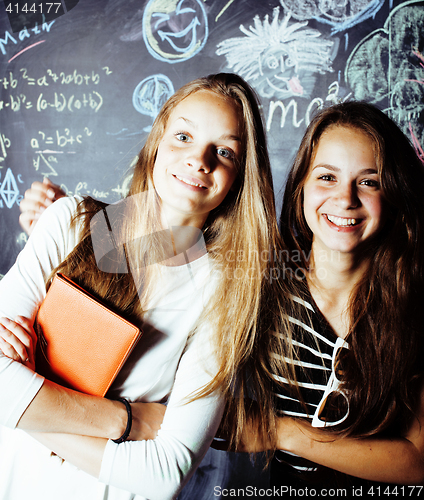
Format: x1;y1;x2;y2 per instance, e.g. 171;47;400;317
176;133;190;142
217;147;234;160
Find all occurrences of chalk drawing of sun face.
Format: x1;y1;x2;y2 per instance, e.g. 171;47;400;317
216;7;338;100
142;0;208;64
254;44;320;98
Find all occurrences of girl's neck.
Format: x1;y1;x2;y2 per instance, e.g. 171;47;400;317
158;207;208;266
307;242;370;338
161;230;207;266
160;204;207;232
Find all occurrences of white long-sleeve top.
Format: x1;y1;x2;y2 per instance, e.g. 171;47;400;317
0;196;224;500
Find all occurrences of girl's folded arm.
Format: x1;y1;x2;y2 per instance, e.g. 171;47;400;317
275;383;424;485
0;198;129;440
235;391;424;485
24;336;225;500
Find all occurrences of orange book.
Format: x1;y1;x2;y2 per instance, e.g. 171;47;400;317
35;273;142;397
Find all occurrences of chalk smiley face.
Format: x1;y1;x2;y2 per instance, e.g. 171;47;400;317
142;0;208;64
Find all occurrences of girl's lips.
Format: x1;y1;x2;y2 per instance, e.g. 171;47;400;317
173;174;207;189
324;214;364;231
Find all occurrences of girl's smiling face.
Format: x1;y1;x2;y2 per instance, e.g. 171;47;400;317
303;125;386;256
153;90;242;229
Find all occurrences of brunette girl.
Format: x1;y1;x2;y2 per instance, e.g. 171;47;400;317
0;73;287;500
254;101;424;487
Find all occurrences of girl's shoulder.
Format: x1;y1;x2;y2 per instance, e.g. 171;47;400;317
40;195;83;225
26;195;85;257
38;195;110;237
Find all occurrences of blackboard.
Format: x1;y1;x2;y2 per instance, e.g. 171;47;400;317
0;0;423;495
0;0;423;277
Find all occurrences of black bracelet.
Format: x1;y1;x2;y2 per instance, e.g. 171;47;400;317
112;397;132;444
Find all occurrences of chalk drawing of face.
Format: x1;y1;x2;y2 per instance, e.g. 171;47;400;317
256;44;319;98
280;0;385;33
345;0;424;160
142;0;208;64
132;74;175;131
216;7;338;100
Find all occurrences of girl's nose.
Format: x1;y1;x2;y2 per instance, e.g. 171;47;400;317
185;146;212;173
334;182;359;210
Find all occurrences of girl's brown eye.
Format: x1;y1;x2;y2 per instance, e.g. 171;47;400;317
360;179;379;188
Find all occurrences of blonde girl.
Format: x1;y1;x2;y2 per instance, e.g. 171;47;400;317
0;73;287;500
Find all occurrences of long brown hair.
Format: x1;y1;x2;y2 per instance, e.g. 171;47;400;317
279;101;424;437
51;73;294;446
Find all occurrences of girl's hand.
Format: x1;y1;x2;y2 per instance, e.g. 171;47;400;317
129;402;166;441
0;316;37;371
19;177;66;235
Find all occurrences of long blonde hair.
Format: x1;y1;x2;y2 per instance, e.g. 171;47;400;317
52;73;294;446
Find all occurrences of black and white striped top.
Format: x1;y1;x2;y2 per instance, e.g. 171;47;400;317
271;293;348;473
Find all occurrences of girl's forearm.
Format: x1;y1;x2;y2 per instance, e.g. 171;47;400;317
28;431;106;477
278;418;424;485
17;379;127;441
